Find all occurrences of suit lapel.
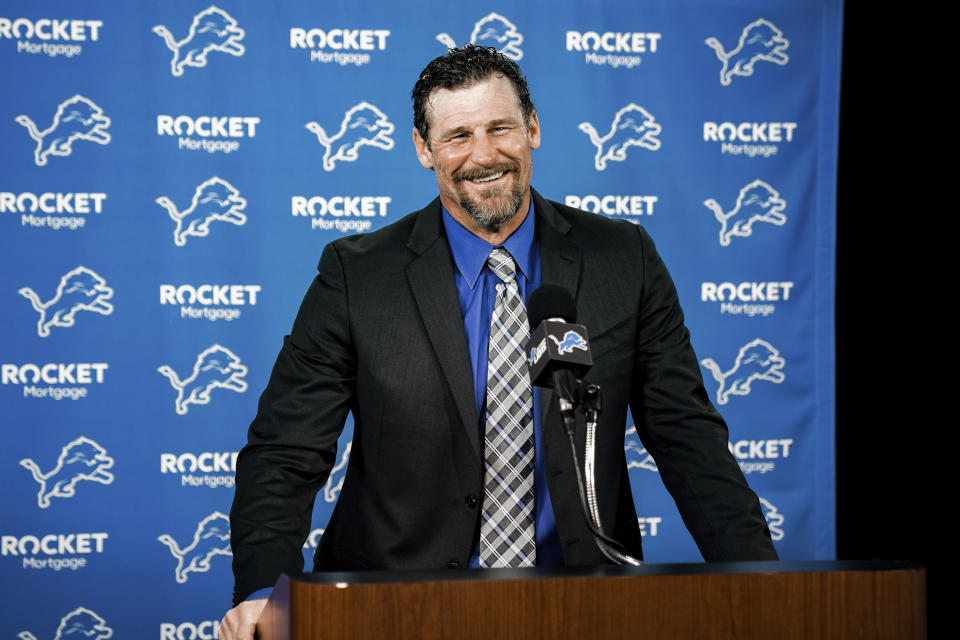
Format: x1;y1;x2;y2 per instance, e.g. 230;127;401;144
532;190;581;427
405;200;481;461
534;189;581;295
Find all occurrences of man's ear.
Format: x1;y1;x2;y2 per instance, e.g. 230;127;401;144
412;128;434;169
527;110;541;151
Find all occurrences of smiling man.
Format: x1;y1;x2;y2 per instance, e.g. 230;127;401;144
220;45;776;640
412;69;538;243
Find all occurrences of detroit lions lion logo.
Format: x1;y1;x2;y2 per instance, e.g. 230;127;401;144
436;13;524;60
155;177;248;246
306;102;395;171
18;266;114;338
157;511;231;583
548;330;588;355
323;441;351;503
20;436;115;509
17;606;114;640
700;338;786;405
579;104;662;171
153;6;245;77
705;18;789;86
703;179;787;247
624;426;658;472
157;344;248;415
759;497;784;541
15;95;111;167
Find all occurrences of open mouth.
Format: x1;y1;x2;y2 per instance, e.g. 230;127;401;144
456;164;517;185
470;171;505;184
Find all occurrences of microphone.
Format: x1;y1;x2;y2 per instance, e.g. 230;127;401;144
525;285;591;437
525;285;592;392
525;287;642;567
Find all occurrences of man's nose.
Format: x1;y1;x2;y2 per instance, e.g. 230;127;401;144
469;133;497;165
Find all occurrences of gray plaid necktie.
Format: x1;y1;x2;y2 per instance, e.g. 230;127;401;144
479;248;536;568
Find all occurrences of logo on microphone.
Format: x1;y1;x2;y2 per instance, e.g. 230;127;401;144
548;330;588;355
528;340;546;367
700;338;785;405
704;19;789;86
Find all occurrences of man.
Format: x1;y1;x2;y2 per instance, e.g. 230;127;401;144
220;45;776;640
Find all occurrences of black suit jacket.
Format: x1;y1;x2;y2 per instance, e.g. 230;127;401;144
230;189;776;605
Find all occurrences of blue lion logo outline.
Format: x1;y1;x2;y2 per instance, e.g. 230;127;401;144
19;436;115;509
18;266;114;338
306;102;395;171
17;606;114;640
700;338;786;405
157;511;232;583
548;330;588;355
703;179;787;247
323;441;351;503
579;104;662;171
436;13;524;60
157;344;248;415
624;426;658;473
153;6;245;77
155;176;248;247
759;497;785;541
705;18;790;86
15;95;111;167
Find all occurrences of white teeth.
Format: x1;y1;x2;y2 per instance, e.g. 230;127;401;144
472;172;504;183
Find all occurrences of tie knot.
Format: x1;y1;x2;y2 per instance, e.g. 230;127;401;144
487;248;517;284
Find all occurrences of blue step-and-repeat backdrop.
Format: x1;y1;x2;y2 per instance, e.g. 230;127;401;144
1;1;841;637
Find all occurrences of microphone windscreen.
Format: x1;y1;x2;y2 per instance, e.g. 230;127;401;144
527;285;576;328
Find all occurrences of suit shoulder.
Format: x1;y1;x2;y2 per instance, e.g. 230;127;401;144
314;198;446;277
544;197;654;246
325;210;418;257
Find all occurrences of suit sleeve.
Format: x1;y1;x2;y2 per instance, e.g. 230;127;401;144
629;226;778;561
230;243;357;605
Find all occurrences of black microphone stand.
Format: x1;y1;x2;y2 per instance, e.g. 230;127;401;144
554;376;643;567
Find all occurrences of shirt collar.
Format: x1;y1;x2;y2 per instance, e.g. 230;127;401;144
442;201;536;290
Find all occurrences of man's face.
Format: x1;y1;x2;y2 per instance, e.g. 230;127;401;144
413;75;540;233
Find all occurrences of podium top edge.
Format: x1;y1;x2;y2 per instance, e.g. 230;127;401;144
284;560;924;586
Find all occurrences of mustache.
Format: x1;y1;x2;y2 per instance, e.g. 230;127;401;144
453;162;519;183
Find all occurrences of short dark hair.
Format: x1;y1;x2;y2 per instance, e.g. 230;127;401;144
412;45;535;147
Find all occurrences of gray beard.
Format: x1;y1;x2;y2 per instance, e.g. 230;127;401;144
458;180;525;228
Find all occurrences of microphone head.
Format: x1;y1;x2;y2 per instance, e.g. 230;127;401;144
527;285;576;328
525;286;591;388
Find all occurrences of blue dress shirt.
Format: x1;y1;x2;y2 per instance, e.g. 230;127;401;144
441;203;563;567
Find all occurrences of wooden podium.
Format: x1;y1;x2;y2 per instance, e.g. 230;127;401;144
257;560;925;639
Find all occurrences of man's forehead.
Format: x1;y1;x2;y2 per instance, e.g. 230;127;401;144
424;76;522;123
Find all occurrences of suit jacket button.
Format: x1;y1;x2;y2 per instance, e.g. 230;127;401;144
465;494;478;508
448;560;461;569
